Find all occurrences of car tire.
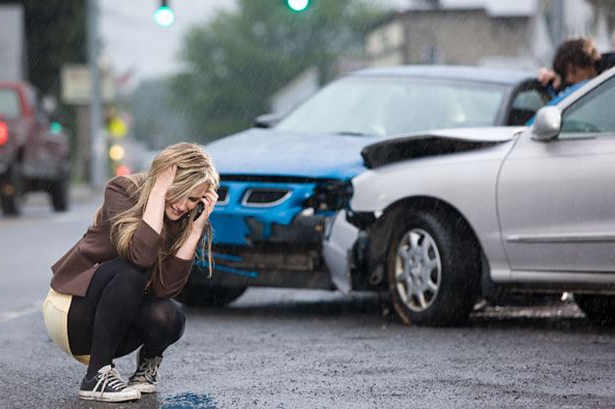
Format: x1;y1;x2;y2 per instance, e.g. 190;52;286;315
574;294;615;324
175;284;247;307
1;164;25;216
50;174;70;212
386;210;480;326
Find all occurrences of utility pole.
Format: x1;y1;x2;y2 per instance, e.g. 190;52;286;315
87;0;106;188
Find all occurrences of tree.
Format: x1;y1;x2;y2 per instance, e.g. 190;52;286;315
0;0;87;95
0;0;87;182
171;0;385;143
126;78;190;150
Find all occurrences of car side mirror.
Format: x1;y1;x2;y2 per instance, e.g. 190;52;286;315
254;113;283;129
531;106;561;141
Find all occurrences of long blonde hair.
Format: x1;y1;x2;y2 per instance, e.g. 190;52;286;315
110;142;219;287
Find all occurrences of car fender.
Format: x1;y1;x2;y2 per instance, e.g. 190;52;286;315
350;139;517;282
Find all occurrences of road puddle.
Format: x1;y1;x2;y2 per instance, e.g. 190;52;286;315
162;392;217;408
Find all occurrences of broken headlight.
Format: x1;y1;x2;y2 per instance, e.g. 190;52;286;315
304;180;353;212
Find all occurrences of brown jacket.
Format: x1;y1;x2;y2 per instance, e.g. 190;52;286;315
50;176;193;298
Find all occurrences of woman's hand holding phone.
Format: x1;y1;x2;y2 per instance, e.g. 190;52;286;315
191;188;219;232
193;201;205;221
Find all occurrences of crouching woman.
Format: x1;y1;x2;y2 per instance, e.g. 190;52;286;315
42;142;219;402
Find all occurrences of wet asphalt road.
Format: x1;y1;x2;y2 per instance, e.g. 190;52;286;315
2;189;615;408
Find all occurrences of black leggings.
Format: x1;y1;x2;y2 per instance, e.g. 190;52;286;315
67;258;186;378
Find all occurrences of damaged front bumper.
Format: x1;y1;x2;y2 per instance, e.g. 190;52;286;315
191;212;333;289
189;177;352;290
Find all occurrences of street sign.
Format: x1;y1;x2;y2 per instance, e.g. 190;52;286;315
60;64;115;105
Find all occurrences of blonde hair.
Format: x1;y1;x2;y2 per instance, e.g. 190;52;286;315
110;142;219;288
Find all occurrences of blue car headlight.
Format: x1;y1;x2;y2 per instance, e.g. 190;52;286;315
304;180;353;212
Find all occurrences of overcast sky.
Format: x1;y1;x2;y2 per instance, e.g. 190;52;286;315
98;0;422;88
99;0;237;86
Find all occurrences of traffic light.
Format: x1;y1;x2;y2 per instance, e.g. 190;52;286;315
285;0;311;12
50;121;63;135
154;0;174;27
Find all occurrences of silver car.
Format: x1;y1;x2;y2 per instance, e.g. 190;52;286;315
337;66;615;326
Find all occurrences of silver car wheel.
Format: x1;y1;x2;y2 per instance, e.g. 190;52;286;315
394;228;442;312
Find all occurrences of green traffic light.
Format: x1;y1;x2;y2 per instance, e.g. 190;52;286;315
286;0;310;12
50;122;63;134
154;5;174;27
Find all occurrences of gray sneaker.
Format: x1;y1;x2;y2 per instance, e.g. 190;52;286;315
128;351;162;393
79;364;141;402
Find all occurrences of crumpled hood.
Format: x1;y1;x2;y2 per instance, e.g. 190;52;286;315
205;128;377;180
421;126;523;143
362;126;522;169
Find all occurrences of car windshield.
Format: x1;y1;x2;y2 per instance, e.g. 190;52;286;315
275;76;507;137
0;88;22;118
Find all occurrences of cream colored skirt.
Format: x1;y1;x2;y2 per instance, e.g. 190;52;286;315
42;288;90;365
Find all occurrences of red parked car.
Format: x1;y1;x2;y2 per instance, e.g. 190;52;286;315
0;81;71;215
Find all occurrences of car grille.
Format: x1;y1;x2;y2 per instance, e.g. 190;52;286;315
242;188;291;207
217;186;229;205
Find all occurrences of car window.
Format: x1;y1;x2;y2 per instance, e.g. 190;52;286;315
0;88;22;118
508;88;547;125
275;77;507;137
560;76;615;139
512;89;545;112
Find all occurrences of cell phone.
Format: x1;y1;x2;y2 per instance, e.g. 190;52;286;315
193;201;205;221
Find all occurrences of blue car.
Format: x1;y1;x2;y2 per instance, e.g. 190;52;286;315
177;65;550;306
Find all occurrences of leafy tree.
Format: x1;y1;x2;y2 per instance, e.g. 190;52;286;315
171;0;385;142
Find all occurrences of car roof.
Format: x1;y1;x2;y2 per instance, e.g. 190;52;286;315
349;65;536;86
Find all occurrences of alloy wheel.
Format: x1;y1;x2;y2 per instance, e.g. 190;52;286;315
393;228;442;312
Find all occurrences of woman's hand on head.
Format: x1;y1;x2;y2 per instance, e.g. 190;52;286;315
144;165;177;234
153;165;177;195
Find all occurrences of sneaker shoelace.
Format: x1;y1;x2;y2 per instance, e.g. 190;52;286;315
135;356;162;383
94;365;129;396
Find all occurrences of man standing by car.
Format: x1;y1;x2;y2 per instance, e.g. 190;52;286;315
538;36;615;104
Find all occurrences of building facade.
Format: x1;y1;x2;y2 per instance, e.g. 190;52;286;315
366;0;612;70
